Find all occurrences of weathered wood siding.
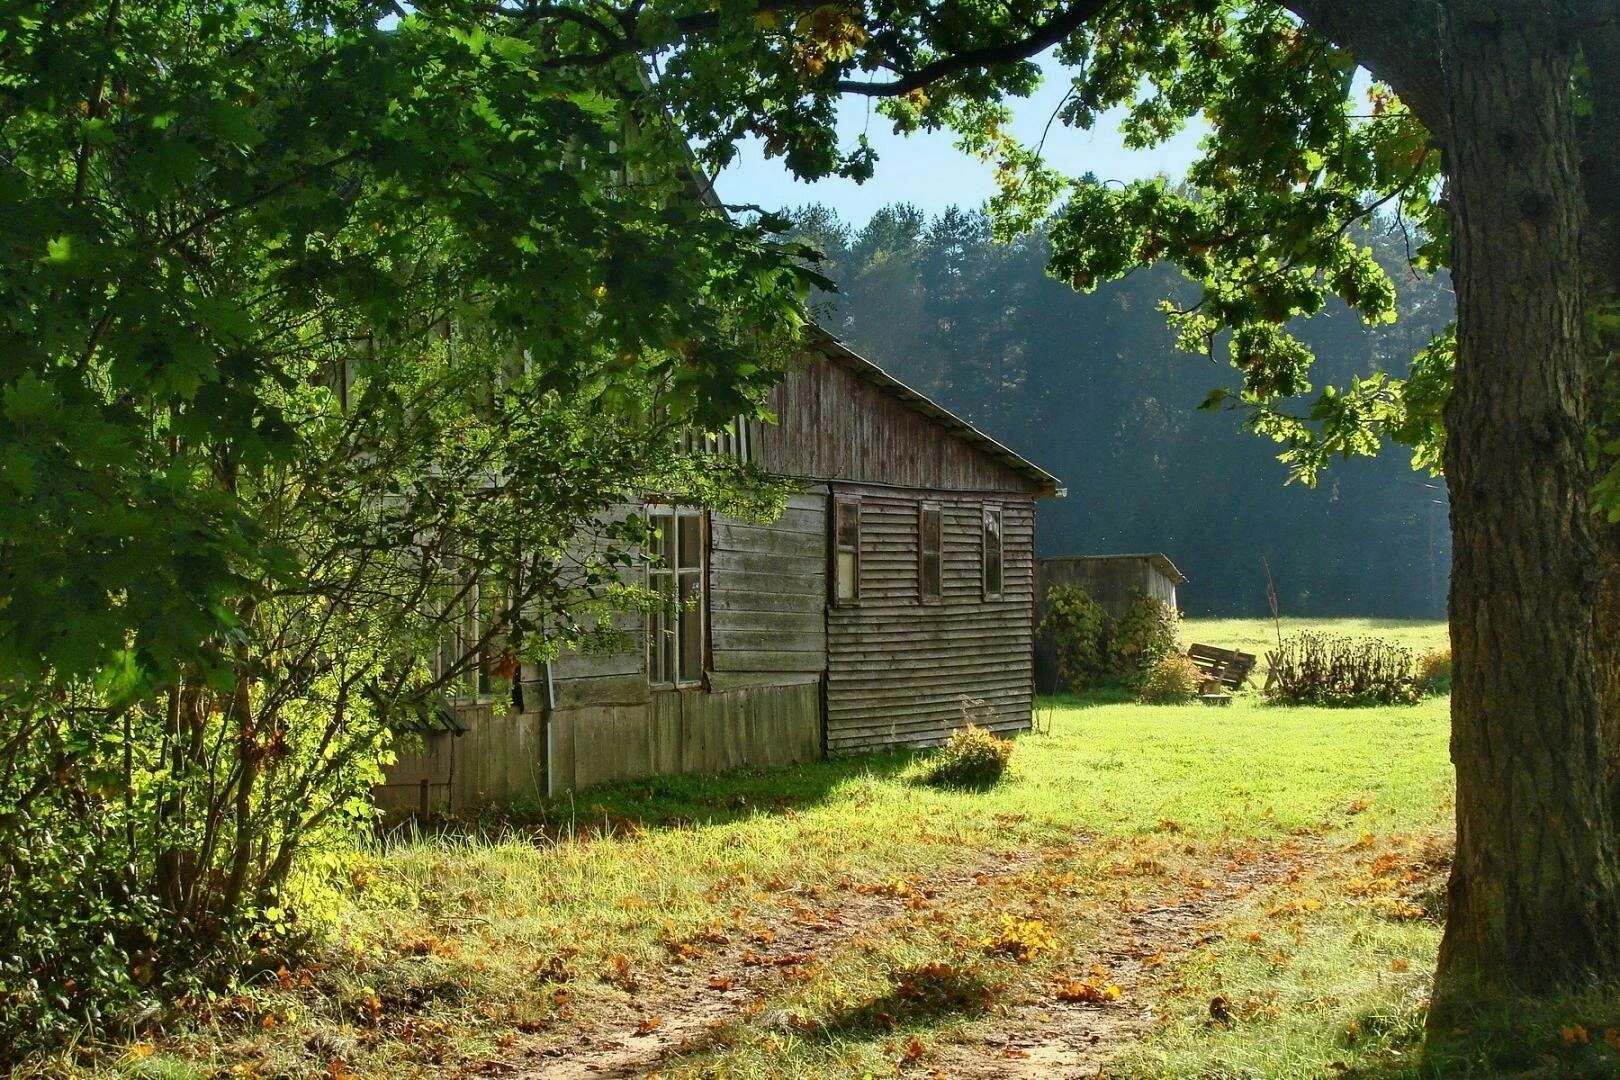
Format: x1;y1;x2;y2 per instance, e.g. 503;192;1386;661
757;358;1035;492
1036;556;1178;616
549;681;821;792
376;703;547;815
379;341;1057;807
708;491;828;688
541;491;829;792
825;485;1036;753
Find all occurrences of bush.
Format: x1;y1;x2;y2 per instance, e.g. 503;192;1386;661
1040;585;1109;692
1139;654;1204;704
1264;633;1423;707
924;723;1014;789
1108;593;1181;688
1418;648;1452;695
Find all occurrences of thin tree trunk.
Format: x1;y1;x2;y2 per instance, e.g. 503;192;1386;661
1430;1;1620;1028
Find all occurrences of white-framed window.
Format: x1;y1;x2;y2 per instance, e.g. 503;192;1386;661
647;506;705;686
833;497;861;606
429;559;509;702
919;503;943;603
983;505;1004;600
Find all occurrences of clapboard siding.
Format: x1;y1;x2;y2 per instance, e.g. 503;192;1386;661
709;492;828;679
825;485;1036;753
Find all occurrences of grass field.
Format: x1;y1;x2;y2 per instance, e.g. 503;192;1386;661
43;617;1620;1078
1184;616;1450;658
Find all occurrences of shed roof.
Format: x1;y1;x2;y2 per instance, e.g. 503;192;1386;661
810;330;1064;499
1042;552;1187;584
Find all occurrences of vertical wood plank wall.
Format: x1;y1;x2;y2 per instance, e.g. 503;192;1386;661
825;486;1036;752
756;358;1035;493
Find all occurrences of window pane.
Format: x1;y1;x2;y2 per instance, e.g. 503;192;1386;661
836;550;858;601
650;570;677;683
837;501;859;549
678;512;702;570
985;509;1004;596
653;513;676;568
647;603;663;683
678;571;703;682
661;608;676;683
920;507;942;598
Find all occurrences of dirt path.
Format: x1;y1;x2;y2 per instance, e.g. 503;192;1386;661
930;847;1305;1079
510;841;1307;1079
515;848;1044;1079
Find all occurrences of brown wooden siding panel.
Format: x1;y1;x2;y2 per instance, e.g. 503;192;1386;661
824;486;1035;753
708;492;829;684
756;359;1040;494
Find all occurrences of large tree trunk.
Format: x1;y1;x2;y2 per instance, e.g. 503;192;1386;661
1430;1;1620;1028
1579;23;1620;819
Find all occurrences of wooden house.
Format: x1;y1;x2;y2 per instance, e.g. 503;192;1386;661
1033;553;1186;693
377;333;1061;811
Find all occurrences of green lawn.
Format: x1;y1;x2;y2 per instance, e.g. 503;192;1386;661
1184;616;1450;659
50;618;1620;1078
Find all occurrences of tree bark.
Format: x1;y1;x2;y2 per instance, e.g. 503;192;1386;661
1579;22;1620;819
1430;0;1620;1028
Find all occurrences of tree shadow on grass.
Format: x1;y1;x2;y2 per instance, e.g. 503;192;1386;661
808;961;1002;1040
668;961;1001;1067
382;746;928;847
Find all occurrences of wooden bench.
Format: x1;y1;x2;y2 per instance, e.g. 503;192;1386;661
1188;643;1258;692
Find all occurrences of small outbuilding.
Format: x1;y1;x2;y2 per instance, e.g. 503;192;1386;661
1034;553;1186;693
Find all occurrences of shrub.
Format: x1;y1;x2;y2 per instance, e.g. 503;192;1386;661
1418;648;1452;695
1264;633;1423;707
1039;585;1109;692
924;724;1014;789
1107;593;1181;688
1139;654;1204;704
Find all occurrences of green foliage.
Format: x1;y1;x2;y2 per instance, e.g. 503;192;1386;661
1139;654;1204;704
0;0;818;1055
1264;633;1423;707
793;204;1452;619
650;0;1460;494
1042;586;1184;692
1109;594;1182;689
0;0;821;687
923;723;1014;789
1039;585;1109;692
1418;648;1453;697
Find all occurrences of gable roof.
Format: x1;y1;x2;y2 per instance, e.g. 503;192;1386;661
809;329;1064;499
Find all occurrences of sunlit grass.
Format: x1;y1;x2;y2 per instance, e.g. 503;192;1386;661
1185;616;1450;659
39;617;1487;1078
